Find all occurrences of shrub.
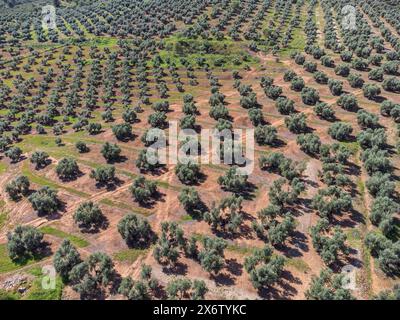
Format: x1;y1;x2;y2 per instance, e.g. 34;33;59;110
101;142;121;162
314;71;328;84
285;113;308;133
297;133;321;155
5;176;30;201
301;87;319;105
347;73;364;88
56;158;80;180
327;79;343;96
175;162;201;185
28;186;60;215
363;84;381;100
328;122;353;141
254;125;277;146
314;102;335;120
7;225;44;260
217;167;248;194
90;165;116;185
275;97;295;115
30;151;49;169
118;214;154;248
337;94;358;111
74;202;104;231
129;176;158;205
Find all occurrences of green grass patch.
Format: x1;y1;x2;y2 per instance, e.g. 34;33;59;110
179;214;194;222
22;163;89;198
113;248;148;264
0;212;8;230
227;243;258;255
99;198;153;217
0;162;8;174
340;141;360;155
40;226;89;248
23;275;63;300
158;35;259;69
0;244;42;274
286;258;311;273
0;289;21;300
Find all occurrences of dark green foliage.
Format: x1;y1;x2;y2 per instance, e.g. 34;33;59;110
73;201;104;231
166;278;208;300
265;85;282;100
69;252;115;299
30;151;49;169
129;176;157;205
312;186;352;219
87;123;102;135
361;147;391;175
314;71;328;84
382;77;400;93
334;64;350;77
153;222;186;267
356;109;379;128
56;158;80;180
328;122;353;141
366;173;395;198
118;213;154;248
112;123;132;141
175;162;201;185
28;186;60;215
75;141;89;153
148;111;168;128
305;269;354;300
337;94;358;111
198;236;227;275
290;76;305;92
180;115;196;129
275;97;295;115
7;225;44;261
101;142;121;162
297;133;321;155
347;73;364;88
248;108;264;126
285;113;307;133
268;178;305;207
259;152;302;181
314;102;335;120
53;239;81;282
283;70;297;82
369;196;399;236
301;87;319;105
178;187;202;215
310;219;348;265
244;245;285;289
5;146;22;163
327;79;343;96
363;84;381;100
254;125;277;146
204;195;243;234
357;128;386;150
5;175;30;201
217;167;248;194
368;68;384;81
